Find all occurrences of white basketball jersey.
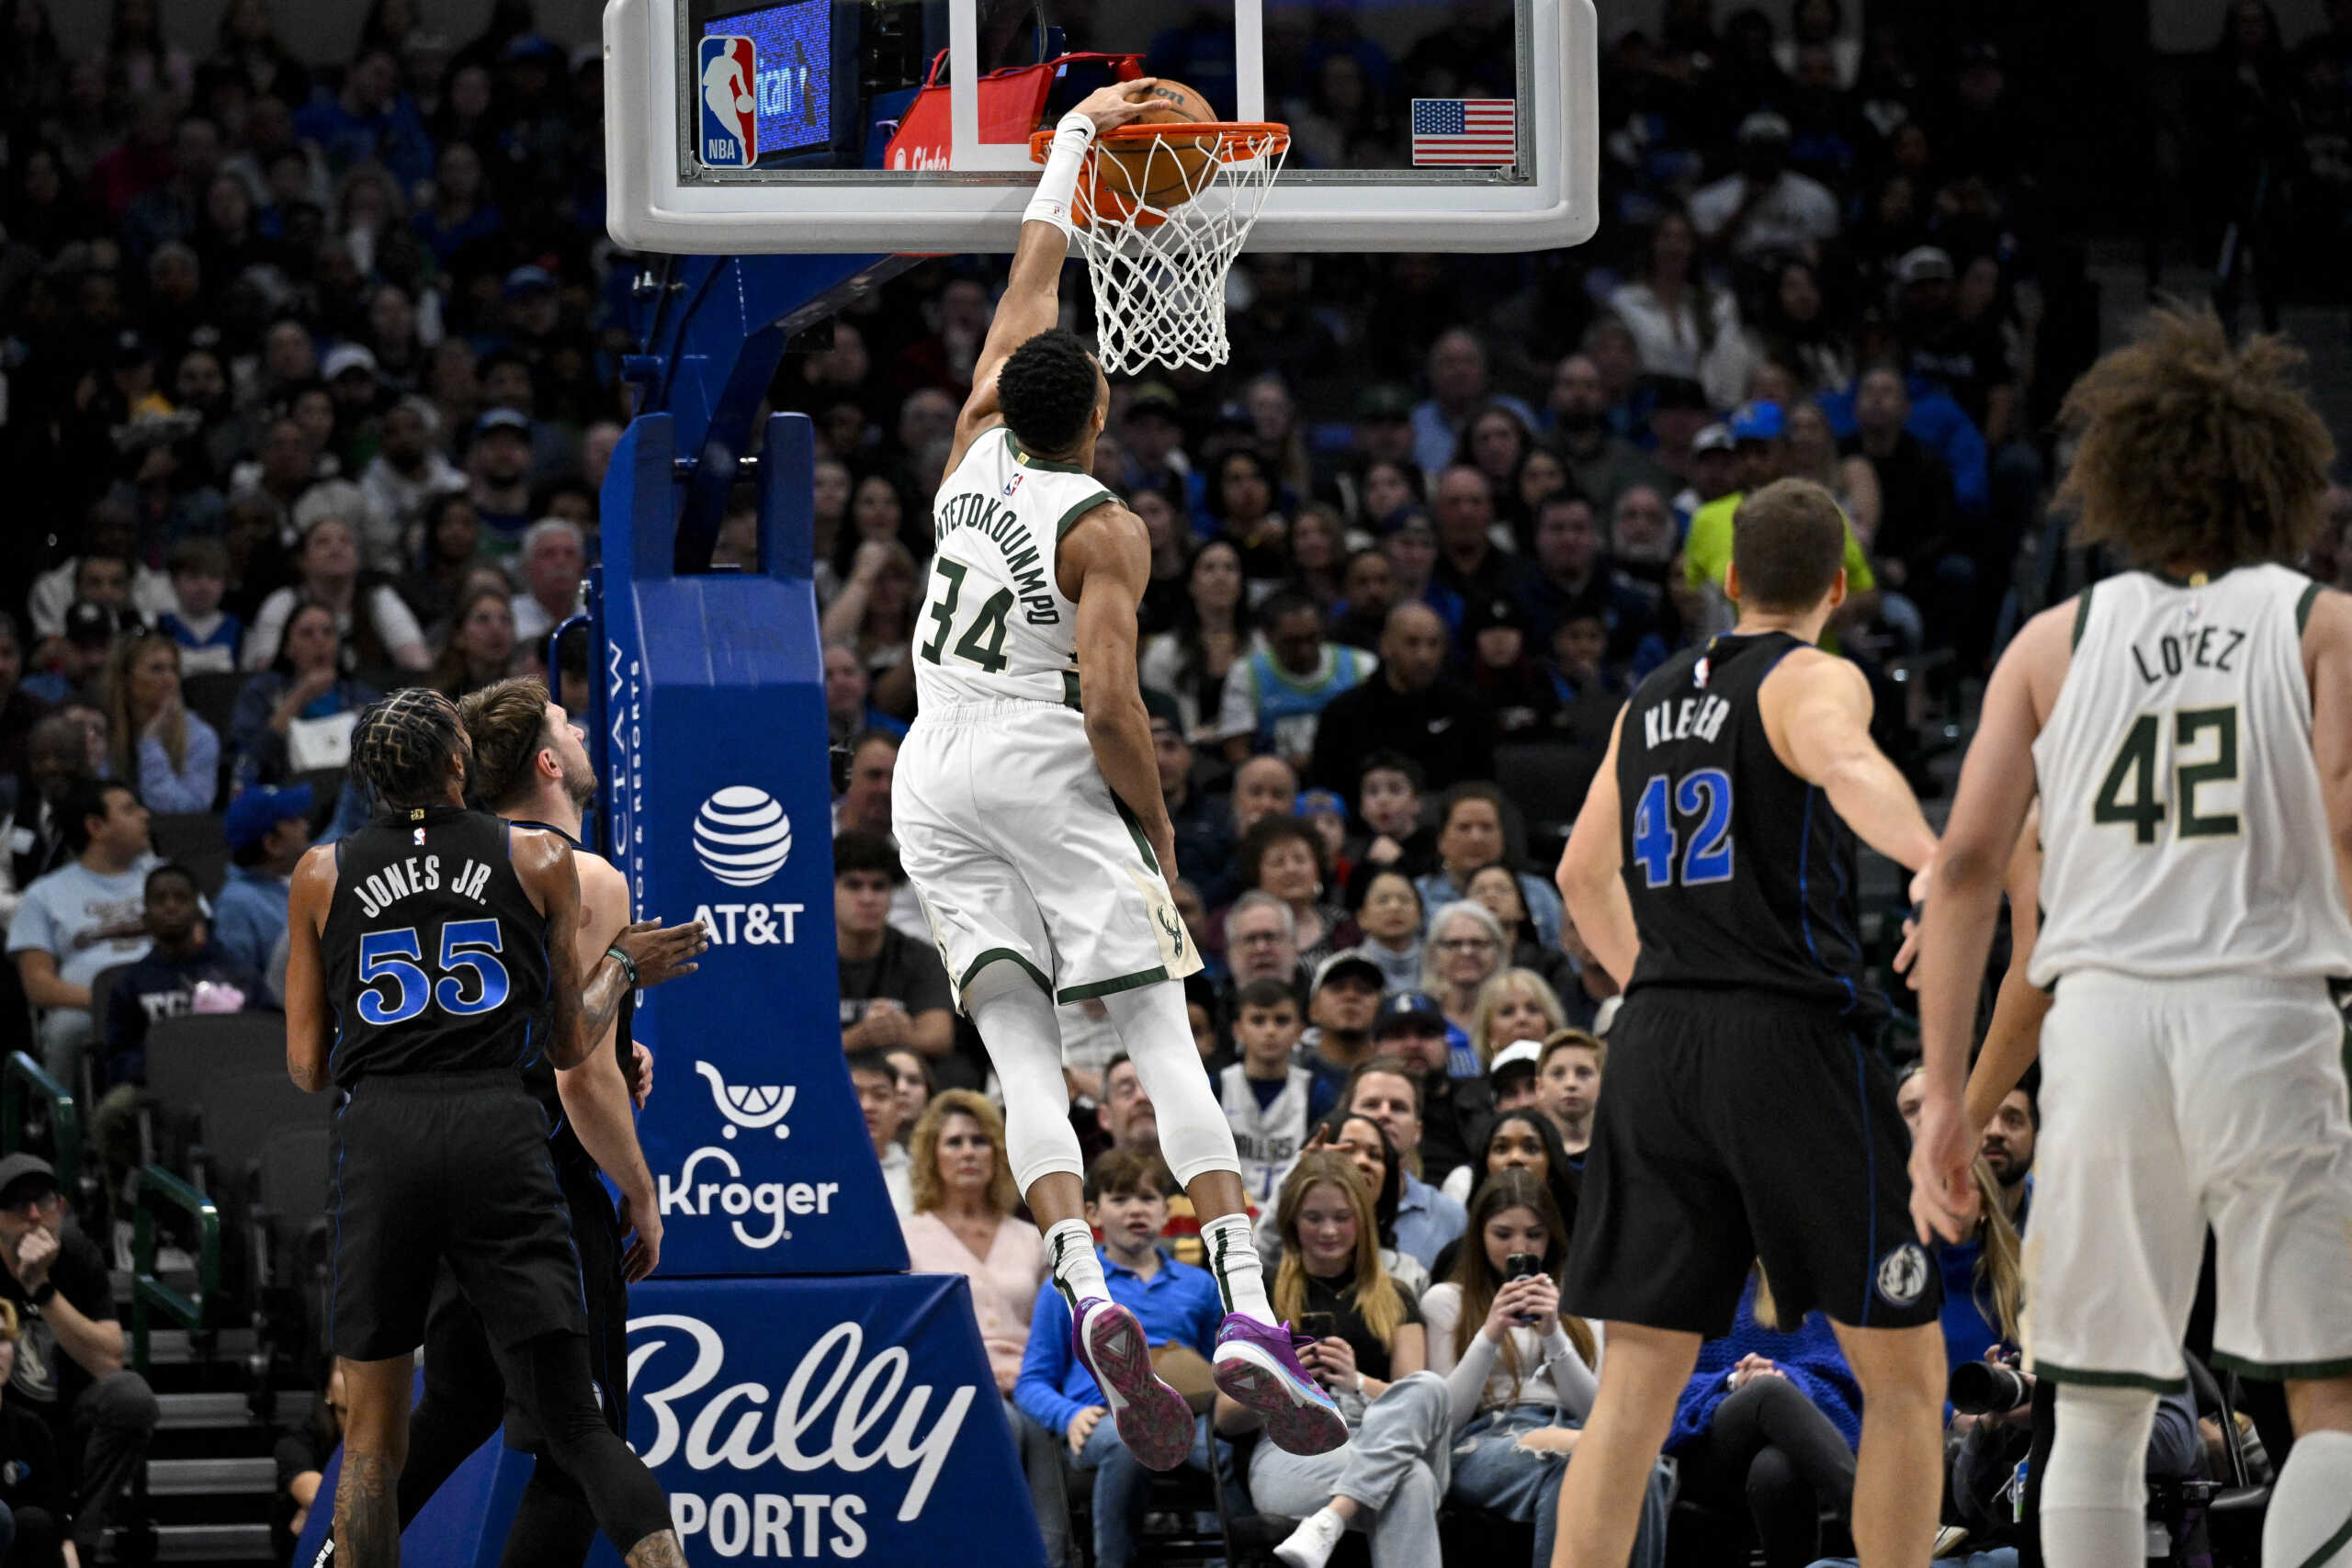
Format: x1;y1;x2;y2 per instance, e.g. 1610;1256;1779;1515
910;426;1115;711
2030;566;2352;987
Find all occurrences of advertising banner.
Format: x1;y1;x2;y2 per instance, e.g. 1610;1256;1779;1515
294;1275;1045;1567
598;412;906;1277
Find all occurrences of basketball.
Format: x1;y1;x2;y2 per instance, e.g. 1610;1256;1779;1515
1095;78;1219;218
735;93;754;114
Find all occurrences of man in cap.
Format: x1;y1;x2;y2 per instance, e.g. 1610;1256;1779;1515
1351;384;1420;471
1894;244;2018;450
322;344;382;425
0;1154;160;1564
467;407;537;550
1299;949;1385;1105
1677;422;1740;523
1682;402;1877;632
21;604;123;709
213;784;312;980
1690;110;1840;262
1487;1037;1544;1112
1368;990;1494;1180
1116;382;1195;503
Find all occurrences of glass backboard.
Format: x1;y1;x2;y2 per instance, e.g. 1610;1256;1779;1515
605;0;1597;254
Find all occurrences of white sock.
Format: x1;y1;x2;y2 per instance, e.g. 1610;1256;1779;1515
1200;1212;1272;1323
2041;1382;2157;1568
2264;1427;2352;1567
1045;1219;1108;1310
1273;1506;1346;1568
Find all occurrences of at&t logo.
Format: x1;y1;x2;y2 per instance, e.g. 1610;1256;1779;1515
695;786;793;886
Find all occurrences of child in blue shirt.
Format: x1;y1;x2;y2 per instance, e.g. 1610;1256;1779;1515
158;537;243;677
1015;1149;1228;1568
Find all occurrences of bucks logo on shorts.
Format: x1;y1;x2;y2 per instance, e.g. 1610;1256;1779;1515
1874;1242;1930;1308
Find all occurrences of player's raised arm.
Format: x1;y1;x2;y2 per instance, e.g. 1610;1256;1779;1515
1910;604;2065;1241
283;843;340;1092
1556;706;1638;987
1767;649;1938;872
948;79;1160;468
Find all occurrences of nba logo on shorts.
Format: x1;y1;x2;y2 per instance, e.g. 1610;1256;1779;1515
697;35;758;169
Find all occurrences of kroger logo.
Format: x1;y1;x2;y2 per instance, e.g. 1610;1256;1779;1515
696;1061;793;1140
662;1064;830;1247
694;786;793;887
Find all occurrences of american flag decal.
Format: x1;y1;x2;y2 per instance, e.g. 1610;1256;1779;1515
1410;98;1516;166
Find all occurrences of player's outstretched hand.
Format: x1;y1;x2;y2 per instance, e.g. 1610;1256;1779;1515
1907;1094;1981;1246
1073;78;1162;135
616;917;710;987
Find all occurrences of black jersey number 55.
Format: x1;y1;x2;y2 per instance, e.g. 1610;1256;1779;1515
356;919;513;1024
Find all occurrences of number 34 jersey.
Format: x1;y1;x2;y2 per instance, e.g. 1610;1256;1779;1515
319;804;553;1087
910;425;1115;712
1616;631;1880;1021
2030;566;2352;987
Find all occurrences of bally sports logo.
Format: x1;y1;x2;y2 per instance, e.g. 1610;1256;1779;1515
694;786;794;886
629;1313;978;1552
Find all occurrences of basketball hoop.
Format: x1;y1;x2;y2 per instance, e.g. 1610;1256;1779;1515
1028;121;1290;376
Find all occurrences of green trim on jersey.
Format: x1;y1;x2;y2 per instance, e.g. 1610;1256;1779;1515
1007;430;1089;475
2030;1359;2189;1395
2210;1348;2352;1382
2298;578;2324;636
1110;792;1161;875
2289;1509;2352;1568
1057;964;1172;1004
960;947;1053;998
1056;490;1118;540
2070;585;2094;650
1062;670;1082;712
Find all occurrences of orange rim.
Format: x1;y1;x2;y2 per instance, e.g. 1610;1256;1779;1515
1026;120;1291;165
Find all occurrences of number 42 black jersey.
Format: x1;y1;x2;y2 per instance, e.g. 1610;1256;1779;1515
320;804;554;1087
1614;632;1882;1023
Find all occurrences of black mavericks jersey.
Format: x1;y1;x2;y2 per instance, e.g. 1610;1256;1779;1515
509;818;632;1177
1615;632;1880;1022
321;805;554;1086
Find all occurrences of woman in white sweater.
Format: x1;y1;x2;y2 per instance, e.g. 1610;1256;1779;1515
1419;1170;1668;1568
1604;209;1753;412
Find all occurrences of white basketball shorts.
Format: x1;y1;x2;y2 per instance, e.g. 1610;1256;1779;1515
892;698;1203;1006
2027;969;2352;1388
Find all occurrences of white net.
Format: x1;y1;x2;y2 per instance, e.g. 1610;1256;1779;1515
1073;126;1289;377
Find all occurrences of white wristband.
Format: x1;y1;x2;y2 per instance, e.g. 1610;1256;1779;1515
1023;112;1097;236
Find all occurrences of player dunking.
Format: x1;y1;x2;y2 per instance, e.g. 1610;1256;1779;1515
891;78;1344;1464
385;677;697;1565
1550;479;1949;1568
284;689;706;1567
1910;307;2352;1568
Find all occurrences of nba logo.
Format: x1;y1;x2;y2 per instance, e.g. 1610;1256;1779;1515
697;35;758;169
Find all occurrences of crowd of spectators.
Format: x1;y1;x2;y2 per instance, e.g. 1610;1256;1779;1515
1;2;2345;1565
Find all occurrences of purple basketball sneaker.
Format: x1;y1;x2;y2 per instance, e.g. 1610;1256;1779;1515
1212;1314;1348;1454
1071;1297;1195;1472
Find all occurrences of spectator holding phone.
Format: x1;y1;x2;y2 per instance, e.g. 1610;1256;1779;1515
1221;1152;1433;1568
1419;1170;1668;1568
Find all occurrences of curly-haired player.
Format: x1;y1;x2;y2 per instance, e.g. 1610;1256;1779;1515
283;687;706;1568
890;80;1344;1466
1911;306;2352;1568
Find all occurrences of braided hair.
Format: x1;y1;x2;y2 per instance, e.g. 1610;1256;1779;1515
351;687;469;810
